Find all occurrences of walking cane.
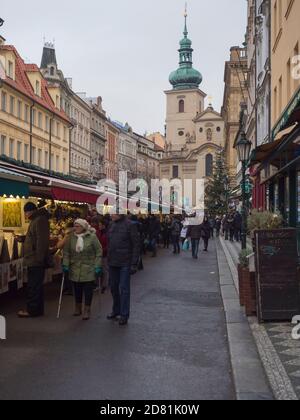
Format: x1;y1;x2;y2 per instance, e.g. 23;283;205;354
57;273;65;319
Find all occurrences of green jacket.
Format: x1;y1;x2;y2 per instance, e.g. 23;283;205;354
24;208;50;268
63;232;102;283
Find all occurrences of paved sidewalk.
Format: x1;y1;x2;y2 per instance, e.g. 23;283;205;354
0;248;235;400
219;236;300;400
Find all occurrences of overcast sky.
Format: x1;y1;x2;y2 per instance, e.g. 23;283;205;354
1;0;247;135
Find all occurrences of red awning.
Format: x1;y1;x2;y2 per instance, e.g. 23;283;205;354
51;187;99;205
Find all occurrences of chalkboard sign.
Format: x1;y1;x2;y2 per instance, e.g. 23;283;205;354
255;229;300;322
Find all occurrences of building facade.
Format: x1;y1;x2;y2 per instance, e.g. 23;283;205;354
105;120;119;184
160;14;225;208
69;92;91;180
0;40;71;174
85;96;107;181
221;46;248;187
113;122;137;185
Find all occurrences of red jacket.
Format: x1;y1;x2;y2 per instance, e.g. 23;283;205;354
95;227;108;257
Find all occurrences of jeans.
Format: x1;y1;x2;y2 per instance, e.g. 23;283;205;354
73;281;95;306
27;267;45;317
191;239;200;258
172;235;181;254
109;266;131;320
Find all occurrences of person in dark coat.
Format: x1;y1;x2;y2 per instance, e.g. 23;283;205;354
187;223;202;259
227;213;235;242
147;215;161;257
233;211;242;242
161;219;171;249
215;217;222;237
201;216;211;252
18;203;50;318
107;215;140;326
170;217;182;255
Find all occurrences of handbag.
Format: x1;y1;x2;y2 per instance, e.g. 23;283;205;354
182;239;190;251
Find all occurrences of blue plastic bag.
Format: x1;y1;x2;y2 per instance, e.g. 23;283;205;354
182;239;190;251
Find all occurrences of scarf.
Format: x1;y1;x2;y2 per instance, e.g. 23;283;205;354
75;232;89;253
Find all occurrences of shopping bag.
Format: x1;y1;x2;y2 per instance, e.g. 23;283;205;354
182;239;190;251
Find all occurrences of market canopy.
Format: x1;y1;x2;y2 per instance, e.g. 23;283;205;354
0;168;31;198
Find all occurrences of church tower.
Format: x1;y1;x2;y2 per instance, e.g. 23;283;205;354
165;10;206;150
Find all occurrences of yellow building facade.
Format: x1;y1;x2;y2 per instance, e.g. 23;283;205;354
0;39;71;174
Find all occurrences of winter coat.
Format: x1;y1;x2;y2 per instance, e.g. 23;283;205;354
148;218;161;240
63;232;102;283
187;225;202;240
95;227;108;257
170;220;182;237
24;208;50;268
201;221;211;239
234;213;242;230
108;217;140;268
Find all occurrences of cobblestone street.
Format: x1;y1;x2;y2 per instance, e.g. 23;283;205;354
0;245;235;400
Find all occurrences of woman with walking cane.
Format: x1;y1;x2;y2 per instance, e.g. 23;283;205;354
62;219;103;321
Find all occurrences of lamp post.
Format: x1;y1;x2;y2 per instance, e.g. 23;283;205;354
235;131;252;250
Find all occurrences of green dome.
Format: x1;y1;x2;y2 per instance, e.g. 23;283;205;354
169;67;202;90
169;15;202;90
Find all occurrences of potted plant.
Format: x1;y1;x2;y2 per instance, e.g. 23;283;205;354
248;210;283;252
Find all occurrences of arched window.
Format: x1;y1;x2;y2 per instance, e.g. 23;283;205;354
179;100;185;113
205;154;213;177
50;66;55;76
206;128;212;142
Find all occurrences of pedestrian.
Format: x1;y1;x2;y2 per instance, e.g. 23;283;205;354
63;219;103;321
180;223;189;246
148;215;161;257
130;215;144;271
227;213;235;242
215;216;222;237
161;218;171;249
91;217;109;294
56;221;74;296
18;202;50;318
187;222;202;259
170;217;182;255
208;216;216;238
233;211;242;242
107;214;140;326
201;216;211;252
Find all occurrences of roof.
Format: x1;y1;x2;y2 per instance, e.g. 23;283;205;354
0;45;71;124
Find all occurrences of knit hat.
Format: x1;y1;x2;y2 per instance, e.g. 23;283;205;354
24;202;37;213
74;219;90;232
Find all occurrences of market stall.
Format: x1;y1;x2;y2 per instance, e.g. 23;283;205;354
0;168;31;295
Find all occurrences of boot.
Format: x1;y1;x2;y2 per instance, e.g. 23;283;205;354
73;303;82;317
82;306;91;321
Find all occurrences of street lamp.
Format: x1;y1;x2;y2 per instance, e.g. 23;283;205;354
235;131;252;250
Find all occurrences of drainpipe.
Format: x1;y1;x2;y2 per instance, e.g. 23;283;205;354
30;103;34;164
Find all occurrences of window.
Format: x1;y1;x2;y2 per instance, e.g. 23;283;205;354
38;149;42;167
206;128;213;142
17;100;22;119
38;112;43;129
1;135;6;155
45;151;49;169
32;109;36;126
9;138;14;158
199;127;203;133
205;154;213;177
178;131;184;137
35;80;40;96
17;141;22;161
172;165;179;178
24;105;29;123
56;156;60;172
179;99;185;113
45;116;50;132
9;96;15;115
32;147;36;164
1;91;7;111
216;127;221;132
24;144;29;162
50;66;55;76
8;61;13;78
51;154;54;170
63;158;66;173
56;122;60;138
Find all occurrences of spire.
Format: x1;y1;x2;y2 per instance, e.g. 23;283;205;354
184;3;188;38
168;7;203;90
40;41;57;69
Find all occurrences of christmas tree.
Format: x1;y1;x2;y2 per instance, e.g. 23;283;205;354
205;151;230;217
